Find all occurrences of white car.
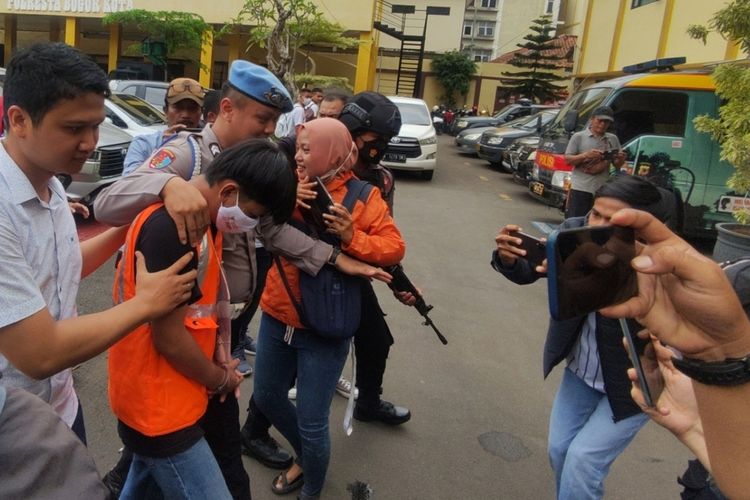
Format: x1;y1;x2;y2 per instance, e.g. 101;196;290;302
382;96;438;180
105;93;166;138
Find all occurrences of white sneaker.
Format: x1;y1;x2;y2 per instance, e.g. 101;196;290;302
288;387;297;400
335;376;358;400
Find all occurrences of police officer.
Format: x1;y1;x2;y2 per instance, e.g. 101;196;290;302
339;92;412;425
94;61;388;499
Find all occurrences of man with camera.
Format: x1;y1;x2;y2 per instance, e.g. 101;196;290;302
564;106;626;218
492;175;672;500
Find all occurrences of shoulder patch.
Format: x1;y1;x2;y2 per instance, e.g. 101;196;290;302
209;143;221;157
149;149;177;169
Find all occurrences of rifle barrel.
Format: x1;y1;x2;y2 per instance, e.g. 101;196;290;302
423;316;448;345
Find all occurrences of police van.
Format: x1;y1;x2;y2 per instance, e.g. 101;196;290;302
529;58;735;238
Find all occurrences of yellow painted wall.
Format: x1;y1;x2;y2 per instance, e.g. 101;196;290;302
578;0;619;75
376;0;462;53
615;1;664;69
0;0;375;29
578;0;744;77
667;0;739;63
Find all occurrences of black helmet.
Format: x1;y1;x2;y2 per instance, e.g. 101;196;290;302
340;92;401;140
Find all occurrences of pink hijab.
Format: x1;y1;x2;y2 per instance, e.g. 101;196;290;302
298;118;358;175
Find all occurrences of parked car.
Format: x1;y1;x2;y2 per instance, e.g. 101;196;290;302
455;125;501;155
382;96;438;180
477;110;559;170
451;100;558;135
109;79;170;109
59;121;132;207
505;136;541;184
105;93;166;138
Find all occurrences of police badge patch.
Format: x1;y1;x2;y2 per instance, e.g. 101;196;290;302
149;149;176;169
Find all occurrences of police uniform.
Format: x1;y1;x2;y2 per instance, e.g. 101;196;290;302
95;60;330;499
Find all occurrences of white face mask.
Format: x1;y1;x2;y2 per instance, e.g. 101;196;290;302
216;191;259;234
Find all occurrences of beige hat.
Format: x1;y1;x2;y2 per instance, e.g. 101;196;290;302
166;78;205;105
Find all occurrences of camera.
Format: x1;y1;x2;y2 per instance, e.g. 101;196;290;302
601;149;619;162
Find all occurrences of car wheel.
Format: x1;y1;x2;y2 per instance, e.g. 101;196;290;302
420;170;434;181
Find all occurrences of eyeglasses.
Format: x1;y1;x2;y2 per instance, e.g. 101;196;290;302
168;81;206;98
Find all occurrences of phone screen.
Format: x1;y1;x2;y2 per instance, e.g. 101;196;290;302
547;225;637;320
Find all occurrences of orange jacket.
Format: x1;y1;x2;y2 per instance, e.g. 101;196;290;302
108;204;222;437
260;171;405;328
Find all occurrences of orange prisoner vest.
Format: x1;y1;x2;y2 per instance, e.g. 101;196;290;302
108;203;223;437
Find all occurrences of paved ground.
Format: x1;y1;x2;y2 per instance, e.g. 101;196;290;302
74;135;692;499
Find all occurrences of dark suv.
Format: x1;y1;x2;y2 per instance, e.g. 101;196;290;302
451;101;558;135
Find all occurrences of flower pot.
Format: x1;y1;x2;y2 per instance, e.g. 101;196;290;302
713;223;750;263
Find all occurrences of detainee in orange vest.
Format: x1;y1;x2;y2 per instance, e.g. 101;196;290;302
108;139;298;499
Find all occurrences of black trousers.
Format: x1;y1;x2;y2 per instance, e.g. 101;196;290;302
203;393;251;500
565;189;594;219
354;281;394;406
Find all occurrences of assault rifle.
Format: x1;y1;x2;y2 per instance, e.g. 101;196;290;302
385;264;447;345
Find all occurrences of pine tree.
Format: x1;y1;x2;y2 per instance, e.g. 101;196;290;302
500;16;568;103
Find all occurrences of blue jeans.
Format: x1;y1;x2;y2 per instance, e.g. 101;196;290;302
253;313;349;497
119;437;232;500
548;367;648;500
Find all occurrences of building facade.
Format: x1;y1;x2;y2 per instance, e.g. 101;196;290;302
461;0;561;61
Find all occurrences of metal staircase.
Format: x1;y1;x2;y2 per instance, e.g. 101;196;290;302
372;1;427;97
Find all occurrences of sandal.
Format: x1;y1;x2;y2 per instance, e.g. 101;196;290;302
271;469;304;495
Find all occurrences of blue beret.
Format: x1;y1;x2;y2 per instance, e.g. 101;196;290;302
228;60;293;113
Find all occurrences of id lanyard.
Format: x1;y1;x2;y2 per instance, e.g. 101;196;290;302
207;231;232;367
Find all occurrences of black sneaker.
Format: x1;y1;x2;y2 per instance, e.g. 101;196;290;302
240;428;293;469
354;399;411;426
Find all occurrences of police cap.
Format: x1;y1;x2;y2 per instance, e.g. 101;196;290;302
228;60;293;113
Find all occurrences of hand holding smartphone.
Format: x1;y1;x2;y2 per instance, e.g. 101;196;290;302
508;230;547;268
300;177;336;234
546;224;638;320
620;319;661;408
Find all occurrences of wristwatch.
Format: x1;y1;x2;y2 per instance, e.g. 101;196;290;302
327;246;341;266
672;355;750;386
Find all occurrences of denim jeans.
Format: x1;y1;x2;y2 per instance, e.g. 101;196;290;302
119;437;232;500
253;313;349;497
548;367;648;500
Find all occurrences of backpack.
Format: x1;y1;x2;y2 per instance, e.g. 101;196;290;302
275;178;373;339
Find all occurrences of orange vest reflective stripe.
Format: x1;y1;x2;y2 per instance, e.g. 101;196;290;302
108;203;223;436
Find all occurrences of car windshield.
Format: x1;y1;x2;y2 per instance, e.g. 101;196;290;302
517;111;558;130
545;86;613;138
394;102;431;126
109;93;166;126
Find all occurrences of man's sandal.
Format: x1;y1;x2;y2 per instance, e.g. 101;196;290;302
271;469;304;495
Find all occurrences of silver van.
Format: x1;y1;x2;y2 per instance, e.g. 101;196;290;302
61;121;132;206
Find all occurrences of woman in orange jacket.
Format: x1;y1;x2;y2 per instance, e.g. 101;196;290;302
253;118;405;500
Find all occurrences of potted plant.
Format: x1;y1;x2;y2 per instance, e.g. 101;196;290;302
688;0;750;261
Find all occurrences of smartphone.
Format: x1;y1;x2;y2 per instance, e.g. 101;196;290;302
509;230;546;267
546;224;637;320
300;177;336;233
620;319;662;408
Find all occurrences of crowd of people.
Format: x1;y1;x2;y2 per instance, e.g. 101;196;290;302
2;41;750;500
